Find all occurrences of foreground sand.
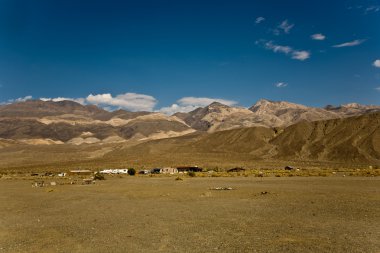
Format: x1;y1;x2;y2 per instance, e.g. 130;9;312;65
0;176;379;253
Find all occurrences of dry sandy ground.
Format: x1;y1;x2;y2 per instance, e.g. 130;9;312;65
0;176;379;253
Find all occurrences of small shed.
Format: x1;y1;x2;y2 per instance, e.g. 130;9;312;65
160;167;178;174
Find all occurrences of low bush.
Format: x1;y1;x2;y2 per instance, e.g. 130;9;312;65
128;168;136;176
93;173;105;180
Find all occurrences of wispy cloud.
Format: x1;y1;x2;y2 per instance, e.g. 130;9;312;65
258;40;311;61
276;20;294;34
255;16;265;24
347;5;380;14
375;87;380;91
263;41;292;54
292;50;311;61
12;96;33;103
373;59;380;68
275;82;288;88
365;5;380;13
159;97;237;115
311;33;326;40
1;95;33;105
332;39;366;48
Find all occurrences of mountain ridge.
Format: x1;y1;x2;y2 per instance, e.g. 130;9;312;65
106;111;380;165
1;99;379;146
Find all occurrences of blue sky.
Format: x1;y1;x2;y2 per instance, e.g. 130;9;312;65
0;0;380;113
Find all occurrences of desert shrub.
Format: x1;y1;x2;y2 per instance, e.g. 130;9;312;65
188;171;196;177
128;168;136;176
256;172;264;177
175;176;183;181
93;173;105;180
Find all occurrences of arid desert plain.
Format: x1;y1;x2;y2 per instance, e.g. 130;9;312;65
1;174;379;253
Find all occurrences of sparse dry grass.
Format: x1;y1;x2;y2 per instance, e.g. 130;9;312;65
1;176;379;252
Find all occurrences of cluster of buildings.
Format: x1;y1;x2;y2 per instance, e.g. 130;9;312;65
31;166;205;179
97;166;203;175
146;166;202;174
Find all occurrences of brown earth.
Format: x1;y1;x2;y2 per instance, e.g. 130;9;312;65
0;176;379;253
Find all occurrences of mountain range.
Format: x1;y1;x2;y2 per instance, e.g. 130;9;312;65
0;99;380;168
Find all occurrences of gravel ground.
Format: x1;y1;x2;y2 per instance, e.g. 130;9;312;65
0;176;379;253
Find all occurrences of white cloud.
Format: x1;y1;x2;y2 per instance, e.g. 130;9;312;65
13;96;33;102
264;41;292;54
38;93;158;111
260;40;310;61
332;39;366;48
278;20;294;34
255;17;265;24
375;87;380;91
1;95;33;105
275;82;288;88
311;33;326;40
3;93;239;115
159;97;238;115
40;97;85;104
86;93;157;111
291;50;311;61
373;59;380;68
159;104;197;115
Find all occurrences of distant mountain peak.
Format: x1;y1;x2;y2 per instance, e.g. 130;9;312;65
249;99;307;113
342;103;364;109
207;101;231;108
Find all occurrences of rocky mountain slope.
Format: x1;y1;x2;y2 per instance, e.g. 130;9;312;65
174;99;380;133
1;99;380;169
109;112;380;164
0;99;379;147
